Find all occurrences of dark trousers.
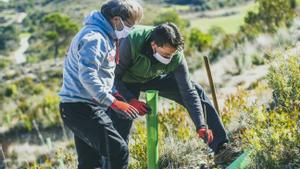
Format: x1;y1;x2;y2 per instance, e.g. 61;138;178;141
116;73;229;152
59;102;133;169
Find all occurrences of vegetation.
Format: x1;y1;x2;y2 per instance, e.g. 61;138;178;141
0;57;12;69
0;24;20;55
221;54;300;168
0;68;62;131
190;2;257;34
25;12;79;62
153;10;190;29
1;0;299;168
42;13;79;59
241;0;296;36
189;28;213;52
165;0;252;10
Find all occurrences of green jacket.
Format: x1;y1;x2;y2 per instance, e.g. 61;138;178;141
121;25;183;83
115;25;207;130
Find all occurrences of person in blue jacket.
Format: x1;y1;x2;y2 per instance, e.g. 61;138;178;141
58;0;143;169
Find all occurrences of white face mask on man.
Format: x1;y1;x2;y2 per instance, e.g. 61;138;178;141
153;52;173;64
115;18;132;39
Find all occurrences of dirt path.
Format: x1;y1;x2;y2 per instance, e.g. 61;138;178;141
12;34;30;64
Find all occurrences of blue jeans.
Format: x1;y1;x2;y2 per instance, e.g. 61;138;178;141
116;73;229;152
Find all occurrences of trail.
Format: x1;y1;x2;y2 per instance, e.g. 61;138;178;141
12;34;30;64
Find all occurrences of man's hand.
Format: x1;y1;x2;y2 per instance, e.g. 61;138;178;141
198;128;214;144
129;98;150;116
110;99;138;120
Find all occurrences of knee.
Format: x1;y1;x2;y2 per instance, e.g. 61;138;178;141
119;144;129;161
192;81;205;94
110;143;129;162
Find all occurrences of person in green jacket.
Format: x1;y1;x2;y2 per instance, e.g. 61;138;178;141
114;22;240;164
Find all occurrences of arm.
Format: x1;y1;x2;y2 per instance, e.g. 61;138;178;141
114;37;136;101
78;33;115;107
174;57;206;130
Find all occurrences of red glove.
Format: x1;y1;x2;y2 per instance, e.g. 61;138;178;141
198;128;214;144
110;99;138;120
129;98;150;116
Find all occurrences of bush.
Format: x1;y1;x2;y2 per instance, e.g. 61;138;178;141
251;54;265;65
189;28;213;52
244;108;300;169
4;84;18;97
242;54;300;168
0;25;20;54
243;0;296;36
220;54;299;168
0;57;12;69
208;25;225;37
267;55;300;111
129;105;207;169
153;10;190;30
232;50;252;75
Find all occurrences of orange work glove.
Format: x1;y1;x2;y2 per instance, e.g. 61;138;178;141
110;99;138;120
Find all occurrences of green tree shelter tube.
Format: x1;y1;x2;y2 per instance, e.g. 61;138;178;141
146;90;159;169
226;150;252;169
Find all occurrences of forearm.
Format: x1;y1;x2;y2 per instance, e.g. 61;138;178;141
174;58;206;130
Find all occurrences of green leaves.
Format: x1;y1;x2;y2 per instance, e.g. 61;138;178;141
189;28;212;52
41;12;79;59
153;10;189;30
242;0;296;35
267;55;300;111
243;55;300;168
43;13;78;36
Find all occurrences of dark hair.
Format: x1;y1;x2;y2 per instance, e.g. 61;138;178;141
151;22;184;50
101;0;143;22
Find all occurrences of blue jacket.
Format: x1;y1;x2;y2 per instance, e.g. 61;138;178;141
59;11;117;109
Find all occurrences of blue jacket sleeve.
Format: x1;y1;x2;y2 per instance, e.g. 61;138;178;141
78;33;115;107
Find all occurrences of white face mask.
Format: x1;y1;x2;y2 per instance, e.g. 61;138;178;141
115;18;132;39
153;52;172;65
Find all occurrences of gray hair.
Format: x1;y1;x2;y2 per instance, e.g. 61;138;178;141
101;0;143;23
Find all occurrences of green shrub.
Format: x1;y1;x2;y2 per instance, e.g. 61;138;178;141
242;0;296;35
233;53;252;75
129;104;205;169
208;25;225;37
242;54;300;168
0;57;12;69
153;10;190;30
0;25;20;54
4;84;18;97
251;53;265;65
244;108;300;169
189;28;213;52
267;55;300;111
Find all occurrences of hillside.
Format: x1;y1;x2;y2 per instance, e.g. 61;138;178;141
0;0;299;169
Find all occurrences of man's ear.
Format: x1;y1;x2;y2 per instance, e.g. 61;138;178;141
151;41;157;53
151;41;156;48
